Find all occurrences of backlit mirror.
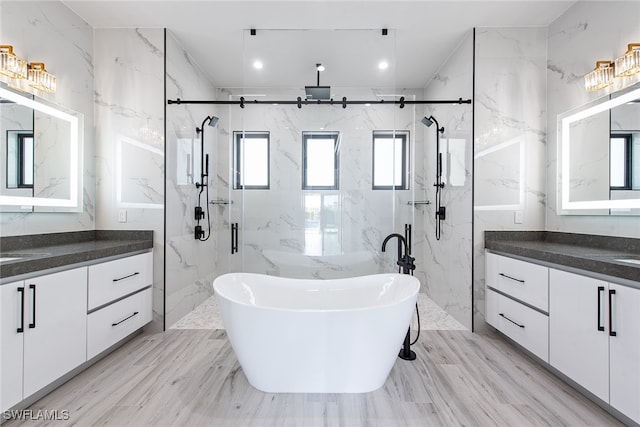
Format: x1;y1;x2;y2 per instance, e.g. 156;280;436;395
0;85;83;212
558;82;640;215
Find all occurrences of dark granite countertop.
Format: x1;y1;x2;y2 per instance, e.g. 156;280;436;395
0;230;153;281
485;231;640;284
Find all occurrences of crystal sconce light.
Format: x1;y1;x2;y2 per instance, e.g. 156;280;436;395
584;61;615;92
27;62;56;93
0;45;27;79
614;43;640;78
0;45;56;93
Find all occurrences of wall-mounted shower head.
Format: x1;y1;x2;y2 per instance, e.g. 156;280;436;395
197;115;219;133
421;115;444;133
208;116;219;127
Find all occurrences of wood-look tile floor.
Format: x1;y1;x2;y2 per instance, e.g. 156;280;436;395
6;329;621;427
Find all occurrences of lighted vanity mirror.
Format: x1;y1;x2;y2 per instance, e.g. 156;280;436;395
0;85;83;212
558;82;640;215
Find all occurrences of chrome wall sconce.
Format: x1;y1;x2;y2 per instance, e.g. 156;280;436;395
0;44;57;93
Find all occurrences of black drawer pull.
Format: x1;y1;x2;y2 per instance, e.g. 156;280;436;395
597;286;605;332
609;289;617;337
498;273;525;283
28;284;36;329
17;287;25;333
112;311;139;327
499;313;525;328
113;272;140;282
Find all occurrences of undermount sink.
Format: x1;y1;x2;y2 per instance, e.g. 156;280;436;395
615;258;640;265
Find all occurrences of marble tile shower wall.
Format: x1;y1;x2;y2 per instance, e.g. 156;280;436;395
94;28;165;332
215;88;427;282
0;1;94;234
473;27;547;328
546;1;640;238
423;32;474;330
164;31;219;327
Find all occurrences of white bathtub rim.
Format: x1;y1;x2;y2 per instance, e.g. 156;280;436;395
213;272;420;314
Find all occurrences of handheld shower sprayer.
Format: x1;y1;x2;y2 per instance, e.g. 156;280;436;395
422;115;446;240
194;115;219;241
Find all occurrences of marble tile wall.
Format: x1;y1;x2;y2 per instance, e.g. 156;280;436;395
0;1;94;233
423;32;474;330
473;27;548;329
164;31;219;327
94;28;165;332
546;1;640;236
216;88;425;282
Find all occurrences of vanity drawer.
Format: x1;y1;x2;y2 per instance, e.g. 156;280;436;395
87;288;152;359
88;252;152;310
489;288;549;362
486;253;549;312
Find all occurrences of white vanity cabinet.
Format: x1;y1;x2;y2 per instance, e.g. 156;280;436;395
86;252;153;359
550;268;640;424
0;250;153;413
485;253;549;362
0;268;87;412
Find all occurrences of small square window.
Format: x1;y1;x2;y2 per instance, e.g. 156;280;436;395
234;131;270;189
372;131;409;190
302;131;340;190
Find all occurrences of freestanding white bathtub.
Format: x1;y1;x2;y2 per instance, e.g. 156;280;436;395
213;272;419;393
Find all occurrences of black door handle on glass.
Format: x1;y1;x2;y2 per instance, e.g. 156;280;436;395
597;286;605;332
28;284;36;329
17;286;25;333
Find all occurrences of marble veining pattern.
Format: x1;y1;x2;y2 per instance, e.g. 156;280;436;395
164;31;219;327
170;292;467;331
422;31;474;329
473;27;548;328
94;28;165;332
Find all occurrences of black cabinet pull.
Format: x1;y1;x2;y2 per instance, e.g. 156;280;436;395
28;284;36;329
499;313;525;328
17;287;25;333
111;311;139;327
498;273;525;283
597;286;605;332
113;272;140;282
609;289;617;337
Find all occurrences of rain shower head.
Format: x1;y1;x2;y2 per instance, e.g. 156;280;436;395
207;116;219;127
421;116;434;127
305;85;331;100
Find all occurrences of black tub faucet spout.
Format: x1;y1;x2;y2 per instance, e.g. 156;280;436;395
381;233;415;275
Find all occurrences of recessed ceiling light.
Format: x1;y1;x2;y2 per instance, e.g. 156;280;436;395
378;61;389;70
253;60;263;69
365;103;371;107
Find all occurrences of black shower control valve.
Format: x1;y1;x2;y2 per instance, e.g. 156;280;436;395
194;225;205;240
195;206;205;220
433;182;444;188
436;206;446;221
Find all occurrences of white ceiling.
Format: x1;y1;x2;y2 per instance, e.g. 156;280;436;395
63;1;576;90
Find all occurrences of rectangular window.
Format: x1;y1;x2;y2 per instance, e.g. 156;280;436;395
610;134;631;190
6;131;34;189
302;131;339;190
372;131;408;190
234;131;269;189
